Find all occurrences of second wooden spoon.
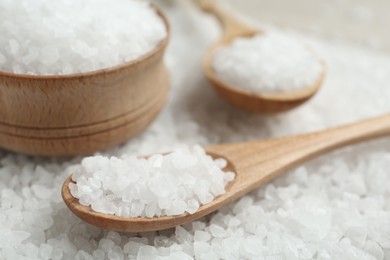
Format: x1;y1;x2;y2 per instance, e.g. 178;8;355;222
197;0;325;114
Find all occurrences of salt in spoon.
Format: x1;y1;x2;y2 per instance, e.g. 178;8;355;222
197;0;325;114
62;114;390;232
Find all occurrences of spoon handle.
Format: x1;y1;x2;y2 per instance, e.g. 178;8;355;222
207;114;390;191
195;0;258;38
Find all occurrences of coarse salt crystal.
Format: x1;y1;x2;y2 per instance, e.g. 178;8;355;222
212;32;322;94
70;146;234;217
0;0;166;75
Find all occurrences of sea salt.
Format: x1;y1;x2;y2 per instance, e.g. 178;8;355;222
70;146;234;217
212;32;323;93
0;0;390;259
0;0;167;75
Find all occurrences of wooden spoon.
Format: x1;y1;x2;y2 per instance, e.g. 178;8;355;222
197;0;325;114
62;114;390;232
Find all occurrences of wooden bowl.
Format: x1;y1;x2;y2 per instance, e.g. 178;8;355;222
0;7;170;157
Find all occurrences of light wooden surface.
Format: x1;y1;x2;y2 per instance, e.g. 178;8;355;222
0;78;168;156
0;6;170;156
197;0;325;114
62;114;390;232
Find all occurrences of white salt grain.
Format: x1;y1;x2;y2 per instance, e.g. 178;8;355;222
364;241;384;260
209;224;227;238
39;244;53;260
137;246;159;260
71;146;234;217
187;199;200;214
106;231;122;245
98;239;115;253
212;32;323;93
194;231;211;242
31;184;52;200
92;249;105;260
175;226;193;243
75;250;93;260
0;0;166;75
107;246;124;260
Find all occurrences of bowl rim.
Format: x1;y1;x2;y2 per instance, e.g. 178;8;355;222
0;4;170;80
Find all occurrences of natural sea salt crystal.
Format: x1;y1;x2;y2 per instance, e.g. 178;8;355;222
0;0;166;75
70;146;234;217
212;32;323;93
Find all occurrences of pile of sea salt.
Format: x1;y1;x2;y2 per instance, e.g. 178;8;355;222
0;0;166;75
69;146;235;217
212;32;323;93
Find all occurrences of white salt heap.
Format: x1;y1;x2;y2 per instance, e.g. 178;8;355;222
212;32;323;93
69;146;234;217
1;0;390;259
0;0;166;75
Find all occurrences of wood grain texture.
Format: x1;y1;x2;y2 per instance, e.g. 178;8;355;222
197;0;325;114
0;6;170;156
62;114;390;232
0;77;168;156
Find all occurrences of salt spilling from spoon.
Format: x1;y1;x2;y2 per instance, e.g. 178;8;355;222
68;146;235;217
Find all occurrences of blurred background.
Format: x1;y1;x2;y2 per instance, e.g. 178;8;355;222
218;0;389;52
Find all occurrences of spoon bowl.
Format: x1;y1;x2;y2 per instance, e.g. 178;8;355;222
198;0;325;114
62;156;237;232
62;114;390;232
